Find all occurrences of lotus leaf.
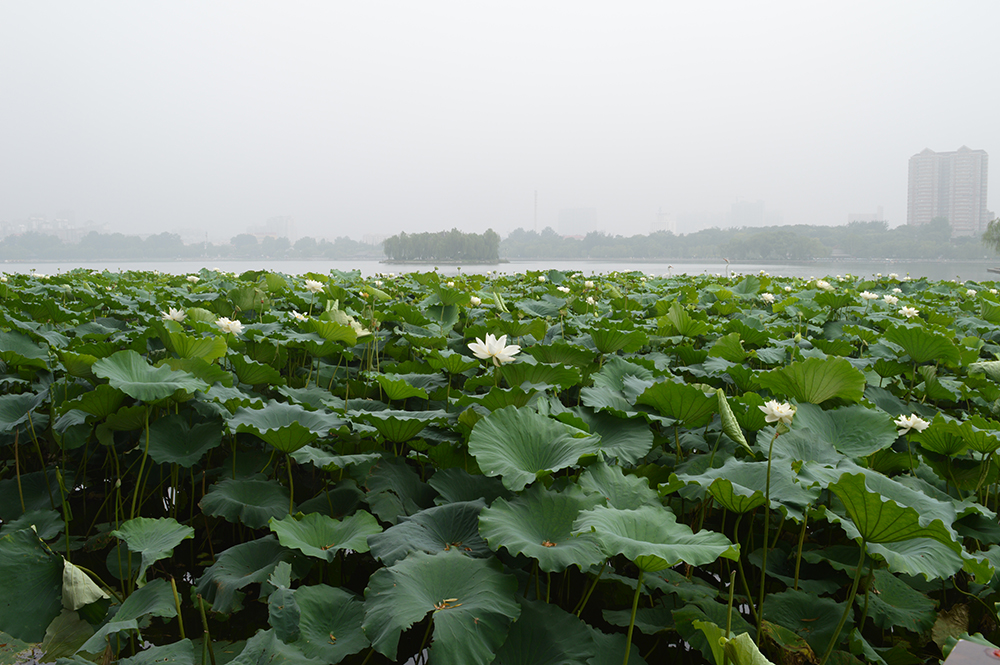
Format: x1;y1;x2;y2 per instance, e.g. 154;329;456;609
368;500;488;565
229;400;345;453
269;511;380;562
201;478;291;528
78;578;177;654
93;350;209;402
111;517;195;586
757;356;866;404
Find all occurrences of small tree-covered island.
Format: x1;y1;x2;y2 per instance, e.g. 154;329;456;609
3;265;1000;663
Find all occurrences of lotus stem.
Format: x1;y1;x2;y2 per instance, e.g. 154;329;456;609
793;511;808;591
14;430;24;514
129;408;152;521
622;569;644;665
724;570;736;665
574;561;607;617
198;594;217;665
171;577;186;640
286;455;295;515
756;430;778;644
818;543;866;665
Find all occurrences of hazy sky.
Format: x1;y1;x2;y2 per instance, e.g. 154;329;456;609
2;2;998;241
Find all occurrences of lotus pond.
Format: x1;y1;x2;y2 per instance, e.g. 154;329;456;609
4;267;1000;664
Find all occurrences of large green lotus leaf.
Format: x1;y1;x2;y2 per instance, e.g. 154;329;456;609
709;332;748;363
636;380;716;427
304;318;358;346
866;568;936;633
468;406;601;491
590;326;647;355
200;478;290;529
0;330;49;371
664;301;710;337
588;628;650;665
578;462;659;510
0;469;73;522
494;317;548;340
567;408;655;464
78;578;177;654
62;560;109;611
591;355;656;391
721;632;778;665
574;505;739;572
351;409;447;443
913;415;968;456
227;628;318;665
0;392;45;433
866;538;964;581
827;473;959;549
161;357;234;388
365;456;438;524
458;386;538;412
777;403;896;458
427;349;481;374
59;384;125;420
229;400;345;453
373;373;429;401
491;598;595;665
167;330;228;363
362;550;520;665
289;445;379;472
112;517;195;586
39;609;96;661
368;500;489;566
762;589;850;655
671;457;819;521
428;468;512;506
884;324;960;365
268;511;381;562
757;356;866;404
0;509;63;540
228;354;284;386
93;350;209;402
0;529;63;642
717;389;752;453
104;404;150;431
500;362;582;391
196;536;301;614
958;416;1000;454
117;639;195;665
523;341;596;368
291;584;369;662
56;350;99;379
479;485;605;573
147;415;223;467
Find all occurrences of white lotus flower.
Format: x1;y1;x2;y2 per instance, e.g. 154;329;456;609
860;291;878;300
892;288;902;293
468;333;521;367
584;280;595;289
759;400;795;425
586;296;596;305
815;280;833;291
899;306;919;318
0;275;7;283
186;275;200;283
374;280;383;287
160;307;186;322
557;286;571;294
991;289;998;295
967;289;978;297
469;296;482;306
784;286;792;292
538;275;547;282
291;310;308;321
350;319;371;337
304;279;324;293
894;414;930;436
883;295;899;305
215;317;244;335
446;281;455;287
760;293;775;304
888;273;899;280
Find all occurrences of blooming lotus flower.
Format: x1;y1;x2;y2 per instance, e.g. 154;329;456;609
759;400;795;425
894;414;929;436
584;280;595;289
0;275;7;283
291;310;308;321
446;281;455;287
899;306;919;318
586;296;596;305
892;288;902;293
161;307;186;322
186;275;200;283
860;291;878;300
888;273;899;280
468;333;521;367
883;295;899;305
967;289;978;297
557;286;571;294
304;279;324;293
784;286;792;292
374;280;383;287
215;317;244;335
991;289;998;295
815;280;833;291
760;293;775;304
469;296;482;306
538;275;547;283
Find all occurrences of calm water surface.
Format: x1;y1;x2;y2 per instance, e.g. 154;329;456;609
4;258;999;283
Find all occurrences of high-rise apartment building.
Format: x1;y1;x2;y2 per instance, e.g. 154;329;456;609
907;146;989;236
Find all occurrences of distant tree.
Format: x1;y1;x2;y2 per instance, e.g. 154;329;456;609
230;234;259;258
982;218;1000;254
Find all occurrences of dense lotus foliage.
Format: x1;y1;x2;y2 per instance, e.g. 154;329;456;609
5;266;1000;664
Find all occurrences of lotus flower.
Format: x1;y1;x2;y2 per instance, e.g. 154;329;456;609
899;306;919;318
557;286;571;294
815;280;833;291
584;280;595;289
160;307;186;322
215;317;244;335
759;400;795;425
967;289;978;297
468;333;520;367
883;295;899;305
290;310;308;321
860;291;878;300
894;414;929;436
586;296;596;305
760;293;775;304
469;296;482;306
304;279;324;293
186;275;200;283
538;275;547;283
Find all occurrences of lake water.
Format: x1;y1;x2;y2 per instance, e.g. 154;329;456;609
3;258;999;283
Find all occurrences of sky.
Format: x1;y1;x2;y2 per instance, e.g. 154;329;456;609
1;1;998;242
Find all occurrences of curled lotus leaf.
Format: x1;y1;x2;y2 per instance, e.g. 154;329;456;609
229;399;346;453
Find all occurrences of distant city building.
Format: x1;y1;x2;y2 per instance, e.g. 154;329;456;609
907;146;989;236
248;216;295;240
847;206;884;224
361;234;388;246
0;216;108;242
729;200;764;227
558;208;597;236
651;210;676;235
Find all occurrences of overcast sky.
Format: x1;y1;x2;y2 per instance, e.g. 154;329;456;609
1;1;997;241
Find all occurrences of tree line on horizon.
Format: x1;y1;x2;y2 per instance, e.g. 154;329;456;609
0;218;994;263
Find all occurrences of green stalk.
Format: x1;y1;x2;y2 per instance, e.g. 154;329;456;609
129;408;152;521
622;569;644;665
793;511;808;591
574;561;607;617
818;543;866;665
14;430;25;514
171;577;186;640
198;595;217;665
723;570;736;665
286;455;295;515
757;429;778;644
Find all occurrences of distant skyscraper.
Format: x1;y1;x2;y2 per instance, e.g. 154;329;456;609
907;146;989;236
